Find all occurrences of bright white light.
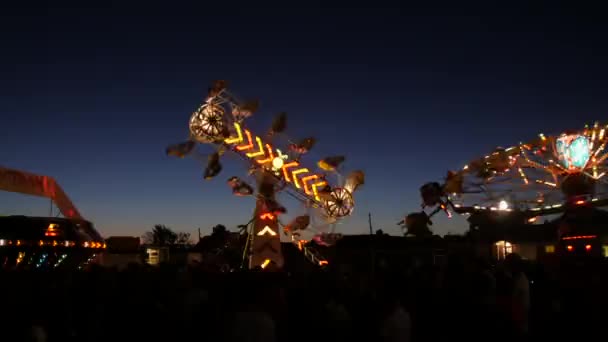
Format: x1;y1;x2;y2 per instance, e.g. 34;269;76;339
272;156;284;170
498;200;509;211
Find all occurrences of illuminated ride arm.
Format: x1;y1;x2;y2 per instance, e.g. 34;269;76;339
0;166;82;220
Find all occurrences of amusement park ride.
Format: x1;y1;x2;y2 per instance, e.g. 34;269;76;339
0;166;106;270
415;122;608;231
167;80;364;269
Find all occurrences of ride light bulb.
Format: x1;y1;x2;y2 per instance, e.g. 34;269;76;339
585;244;592;251
567;245;574;252
498;200;509;211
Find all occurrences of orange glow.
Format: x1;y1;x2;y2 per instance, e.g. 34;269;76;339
311;181;327;201
225;123;244;144
585;244;592;251
292;168;310;188
256;144;275;164
246;136;265;158
281;162;299;181
567;245;574;252
301;175;319;194
236;130;254;151
319;260;329;266
16;240;21;246
52;240;58;246
575;199;586;205
45;223;59;237
39;240;44;246
260;213;275;220
562;235;597;240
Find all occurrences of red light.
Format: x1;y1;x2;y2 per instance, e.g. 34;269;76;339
585;244;592;251
562;235;597;240
567;245;574;252
259;213;275;220
575;200;585;205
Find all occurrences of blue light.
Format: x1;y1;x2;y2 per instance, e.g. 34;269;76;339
569;136;591;169
556;135;591;170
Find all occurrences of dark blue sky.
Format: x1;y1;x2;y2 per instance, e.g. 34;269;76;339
1;1;607;237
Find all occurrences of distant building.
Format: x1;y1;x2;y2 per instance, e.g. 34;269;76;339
99;236;142;269
468;207;608;261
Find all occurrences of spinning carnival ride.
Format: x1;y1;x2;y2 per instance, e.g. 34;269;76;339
418;122;608;222
167;81;364;269
0;166;106;270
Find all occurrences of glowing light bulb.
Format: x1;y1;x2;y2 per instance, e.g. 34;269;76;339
272;156;284;170
498;200;509;211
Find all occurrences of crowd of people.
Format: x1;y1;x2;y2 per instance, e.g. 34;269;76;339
2;252;607;342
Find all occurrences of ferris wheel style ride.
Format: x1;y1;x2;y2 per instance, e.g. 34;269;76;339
419;122;608;220
167;80;364;269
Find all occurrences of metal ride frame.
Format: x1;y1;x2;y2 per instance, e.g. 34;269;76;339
0;166;105;248
181;81;359;270
419;122;608;221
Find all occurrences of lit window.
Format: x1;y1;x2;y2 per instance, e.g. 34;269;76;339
545;245;555;253
603;246;608;258
494;240;513;260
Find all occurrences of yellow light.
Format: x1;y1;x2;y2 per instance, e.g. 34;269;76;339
545;245;555;253
257;144;276;165
301;175;319;195
272;156;284;169
261;259;271;269
45;223;59;237
281;162;299;182
292;168;309;188
257;226;277;236
225;123;244;144
246;136;265;158
311;181;328;201
236;130;254;151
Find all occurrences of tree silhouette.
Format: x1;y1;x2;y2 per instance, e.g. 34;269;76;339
177;232;192;245
197;224;243;271
142;224;178;246
211;224;228;237
401;212;433;237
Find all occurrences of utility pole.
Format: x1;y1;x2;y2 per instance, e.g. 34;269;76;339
369;212;375;285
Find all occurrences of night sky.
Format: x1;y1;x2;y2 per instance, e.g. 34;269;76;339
1;2;607;237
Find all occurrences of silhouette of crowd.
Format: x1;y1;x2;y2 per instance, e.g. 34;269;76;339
1;252;607;342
